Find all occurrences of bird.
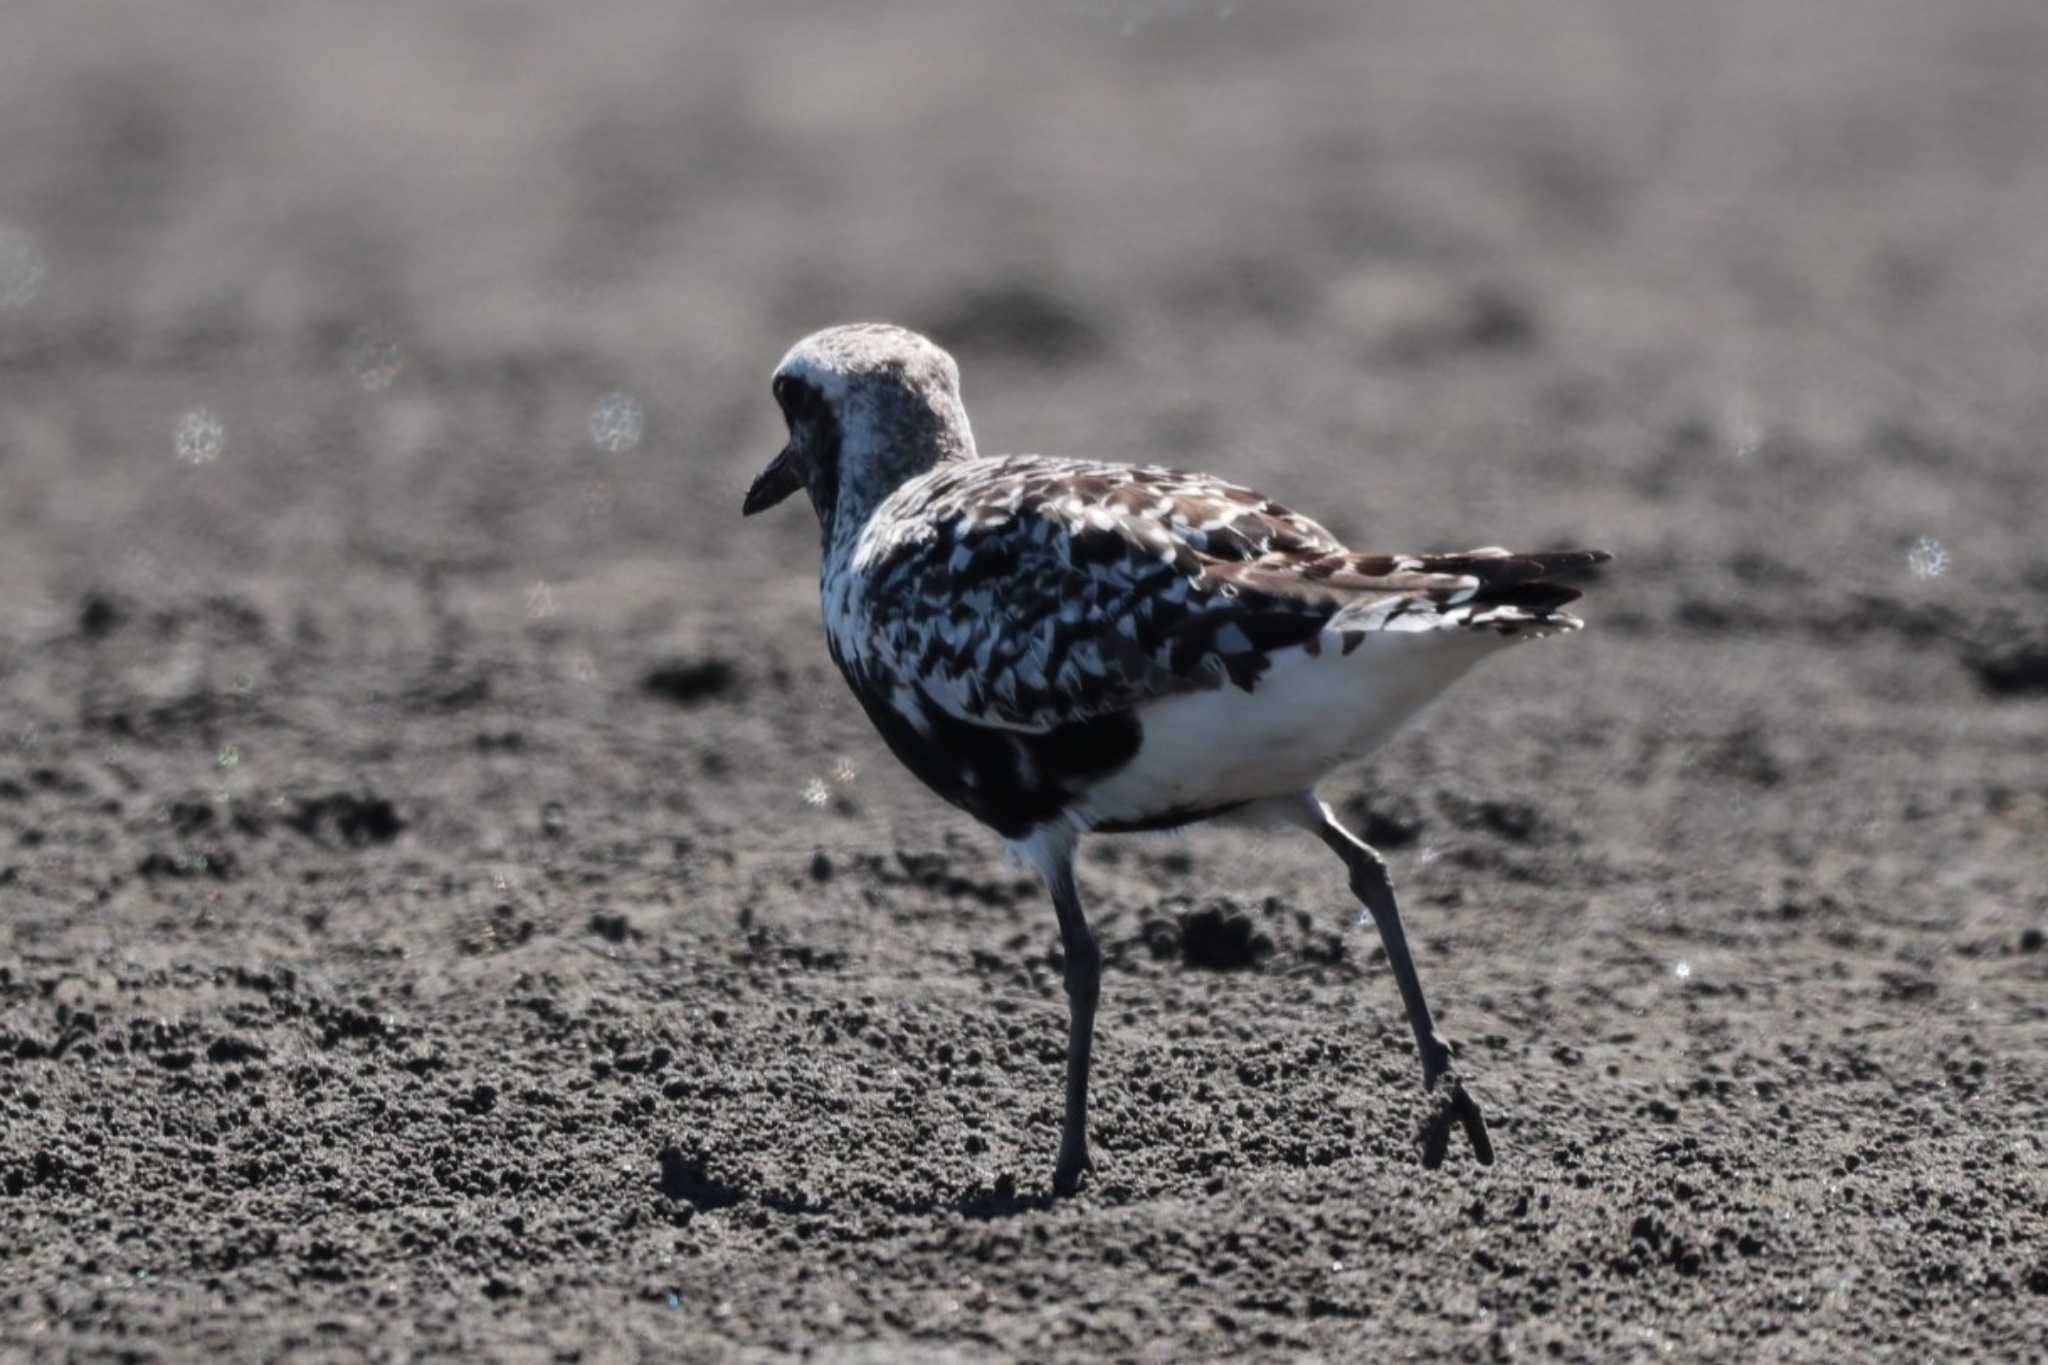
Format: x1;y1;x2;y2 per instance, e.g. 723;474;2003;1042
742;322;1608;1196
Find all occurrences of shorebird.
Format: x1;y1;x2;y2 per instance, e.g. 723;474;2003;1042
743;323;1607;1196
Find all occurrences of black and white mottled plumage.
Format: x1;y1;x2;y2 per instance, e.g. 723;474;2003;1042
744;322;1610;1195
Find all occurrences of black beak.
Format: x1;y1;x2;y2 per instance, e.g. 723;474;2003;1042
743;445;803;516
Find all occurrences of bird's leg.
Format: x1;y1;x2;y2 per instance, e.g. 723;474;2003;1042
1047;855;1101;1197
1301;796;1494;1168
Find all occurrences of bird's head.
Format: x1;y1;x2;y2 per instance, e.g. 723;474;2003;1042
743;324;977;539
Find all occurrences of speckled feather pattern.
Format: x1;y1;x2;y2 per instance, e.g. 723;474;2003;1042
754;323;1606;840
751;323;1600;1182
829;454;1600;736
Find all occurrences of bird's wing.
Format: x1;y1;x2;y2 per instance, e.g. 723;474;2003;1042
848;457;1606;734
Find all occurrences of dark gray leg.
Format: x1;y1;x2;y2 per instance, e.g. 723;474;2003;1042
1303;796;1494;1167
1047;856;1101;1197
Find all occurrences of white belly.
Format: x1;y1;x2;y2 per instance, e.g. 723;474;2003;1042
1074;629;1506;827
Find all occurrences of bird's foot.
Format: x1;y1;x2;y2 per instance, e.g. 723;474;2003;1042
1418;1074;1494;1169
1418;1032;1457;1094
1052;1144;1094;1199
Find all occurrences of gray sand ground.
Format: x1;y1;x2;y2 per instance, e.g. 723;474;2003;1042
3;2;2045;1359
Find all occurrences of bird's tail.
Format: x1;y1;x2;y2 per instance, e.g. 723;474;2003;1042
1325;548;1611;638
1443;548;1608;636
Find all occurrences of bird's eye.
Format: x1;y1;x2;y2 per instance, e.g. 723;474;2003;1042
773;376;792;405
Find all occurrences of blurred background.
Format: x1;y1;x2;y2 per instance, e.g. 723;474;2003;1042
8;0;2047;860
7;0;2047;965
6;0;2046;600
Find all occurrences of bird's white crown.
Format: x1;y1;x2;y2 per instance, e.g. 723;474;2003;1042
770;324;978;544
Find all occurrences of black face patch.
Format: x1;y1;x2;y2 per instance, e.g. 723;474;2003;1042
777;377;844;538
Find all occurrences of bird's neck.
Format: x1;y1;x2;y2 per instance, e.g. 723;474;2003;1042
819;397;976;560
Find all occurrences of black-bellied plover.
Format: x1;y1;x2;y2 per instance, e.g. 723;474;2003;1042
744;322;1608;1195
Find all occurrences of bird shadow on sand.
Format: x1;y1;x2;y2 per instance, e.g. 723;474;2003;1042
656;1145;1077;1224
932;1175;1070;1221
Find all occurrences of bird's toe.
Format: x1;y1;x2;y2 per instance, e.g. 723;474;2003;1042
1417;1077;1494;1169
1052;1148;1094;1199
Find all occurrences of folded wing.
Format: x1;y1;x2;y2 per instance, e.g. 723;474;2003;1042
849;457;1607;734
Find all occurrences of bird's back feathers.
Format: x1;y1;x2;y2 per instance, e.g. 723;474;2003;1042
830;455;1606;739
